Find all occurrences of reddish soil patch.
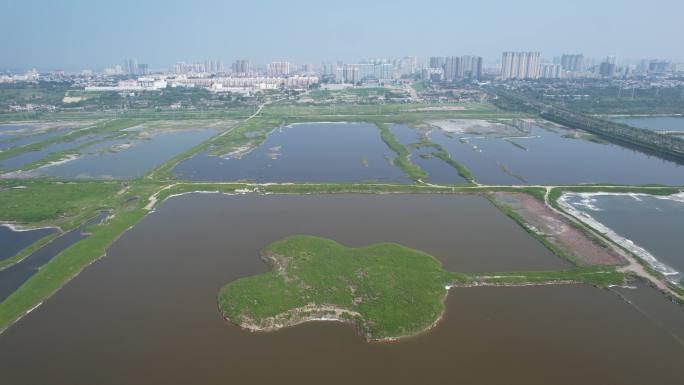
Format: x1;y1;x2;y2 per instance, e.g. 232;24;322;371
493;192;623;265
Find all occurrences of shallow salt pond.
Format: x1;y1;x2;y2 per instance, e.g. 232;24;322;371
0;134;101;170
36;129;219;179
430;121;684;185
0;122;95;151
0;127;66;151
1;193;683;385
560;192;684;288
173;122;411;183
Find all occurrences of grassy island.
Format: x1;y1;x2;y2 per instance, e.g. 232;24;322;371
219;235;457;341
218;235;624;341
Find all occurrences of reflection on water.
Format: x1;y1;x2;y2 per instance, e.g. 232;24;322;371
431;121;684;185
1;194;682;385
0;212;109;301
0;225;56;261
173;123;411;183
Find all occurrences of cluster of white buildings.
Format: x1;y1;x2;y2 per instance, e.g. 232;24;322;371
103;65;124;76
498;52;682;80
266;61;290;77
321;63;397;84
0;69;39;83
500;52;542;80
500;52;590;80
171;75;318;91
174;60;226;75
85;77;167;92
424;56;484;81
319;57;419;84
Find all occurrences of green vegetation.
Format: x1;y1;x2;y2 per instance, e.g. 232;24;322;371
534;85;684;115
521;187;547;202
262;102;523;122
0;179;674;332
151;183;248;203
0;179;122;228
0;108;253;124
0;206;148;330
209;117;281;156
0;119;138;167
0;179;160;331
0;82;257;114
149;116;285;180
150;182;680;203
0;82;73;111
498;163;527;183
307;87;409;102
1;118;238;175
505;139;527;151
0;232;59;271
218;235;625;341
472;265;625;287
162;104;505;183
2;101;520;178
412;132;475;183
0;96;680;335
219;235;458;340
375;123;427;181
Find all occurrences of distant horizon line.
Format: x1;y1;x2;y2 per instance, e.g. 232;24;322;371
2;52;683;73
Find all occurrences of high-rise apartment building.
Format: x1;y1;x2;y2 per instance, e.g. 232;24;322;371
599;61;616;78
471;56;483;80
560;54;584;72
343;64;361;84
429;56;446;69
123;58;139;75
500;52;541;80
539;64;561;79
174;62;187;74
441;56;483;81
598;56;617;77
373;63;395;80
335;66;344;83
443;57;462;81
342;63;394;84
648;60;670;73
231;59;251;75
321;62;335;76
267;61;290;76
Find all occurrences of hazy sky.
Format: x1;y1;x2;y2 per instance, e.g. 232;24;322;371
2;0;683;71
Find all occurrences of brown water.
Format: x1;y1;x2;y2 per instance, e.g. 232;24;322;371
1;194;683;385
614;281;684;346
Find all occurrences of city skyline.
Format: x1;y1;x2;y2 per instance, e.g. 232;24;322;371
3;0;684;71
